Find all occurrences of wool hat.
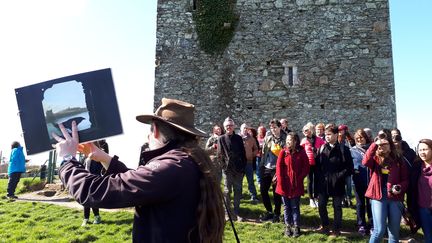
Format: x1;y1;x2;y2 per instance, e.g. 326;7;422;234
338;124;348;131
136;98;207;137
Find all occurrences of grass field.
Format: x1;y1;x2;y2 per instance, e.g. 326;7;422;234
0;178;425;242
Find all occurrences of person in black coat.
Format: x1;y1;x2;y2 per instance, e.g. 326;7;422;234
314;124;354;236
80;140;107;226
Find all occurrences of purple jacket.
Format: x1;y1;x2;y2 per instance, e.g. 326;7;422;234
60;142;201;242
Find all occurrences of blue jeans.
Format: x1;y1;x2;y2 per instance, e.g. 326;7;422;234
419;207;432;243
369;198;402;243
282;196;300;226
255;157;262;184
245;163;258;199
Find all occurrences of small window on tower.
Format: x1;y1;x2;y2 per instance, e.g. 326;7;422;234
282;61;299;88
288;67;294;86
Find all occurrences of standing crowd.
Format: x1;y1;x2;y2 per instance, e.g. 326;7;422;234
6;97;431;243
206;118;432;242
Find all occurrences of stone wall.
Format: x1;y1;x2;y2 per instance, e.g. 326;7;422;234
154;0;396;135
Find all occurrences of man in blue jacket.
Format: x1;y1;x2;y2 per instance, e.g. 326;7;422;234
7;141;26;199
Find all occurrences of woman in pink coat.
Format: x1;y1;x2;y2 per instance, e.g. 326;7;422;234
300;122;325;208
276;132;310;238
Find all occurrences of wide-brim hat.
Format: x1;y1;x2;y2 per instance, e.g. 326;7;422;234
136;98;207;137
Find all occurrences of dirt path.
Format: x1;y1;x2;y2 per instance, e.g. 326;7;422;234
15;185;132;213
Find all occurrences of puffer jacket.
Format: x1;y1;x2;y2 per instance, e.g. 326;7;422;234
300;135;325;166
8;146;26;175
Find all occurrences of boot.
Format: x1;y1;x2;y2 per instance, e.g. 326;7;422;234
292;226;300;237
284;225;292;237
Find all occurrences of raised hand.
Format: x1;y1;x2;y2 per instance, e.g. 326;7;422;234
52;121;79;158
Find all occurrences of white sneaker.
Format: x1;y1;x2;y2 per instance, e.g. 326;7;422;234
93;215;101;224
81;219;89;227
309;199;317;208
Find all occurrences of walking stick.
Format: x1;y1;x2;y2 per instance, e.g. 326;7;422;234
223;196;241;243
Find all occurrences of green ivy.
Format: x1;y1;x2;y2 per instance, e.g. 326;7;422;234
193;0;238;55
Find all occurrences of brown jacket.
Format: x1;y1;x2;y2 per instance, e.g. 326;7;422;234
60;142;201;243
243;135;258;163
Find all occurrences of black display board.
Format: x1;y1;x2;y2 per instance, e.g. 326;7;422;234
15;68;123;155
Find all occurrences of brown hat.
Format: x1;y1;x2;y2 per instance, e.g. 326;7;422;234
136;98;207;137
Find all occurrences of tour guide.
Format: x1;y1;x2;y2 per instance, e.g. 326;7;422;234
54;98;224;243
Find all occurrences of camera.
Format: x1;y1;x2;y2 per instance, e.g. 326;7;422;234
392;184;401;193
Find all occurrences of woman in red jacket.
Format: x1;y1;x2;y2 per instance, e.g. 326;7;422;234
300;122;325;208
362;130;408;243
276;132;310;238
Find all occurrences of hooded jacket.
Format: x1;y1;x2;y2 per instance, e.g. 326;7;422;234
8;146;26;175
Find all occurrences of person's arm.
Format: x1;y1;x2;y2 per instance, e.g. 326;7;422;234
362;142;378;169
299;148;310;180
216;136;226;168
399;158;410;193
344;146;354;177
275;149;285;183
60;154;198;209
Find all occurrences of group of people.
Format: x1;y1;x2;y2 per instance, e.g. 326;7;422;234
6;97;431;242
206;117;432;242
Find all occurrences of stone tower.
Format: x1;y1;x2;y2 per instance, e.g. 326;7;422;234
154;0;396;135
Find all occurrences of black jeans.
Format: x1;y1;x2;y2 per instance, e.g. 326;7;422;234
84;207;100;219
318;193;343;230
7;172;22;196
353;173;372;227
260;167;281;215
307;165;316;199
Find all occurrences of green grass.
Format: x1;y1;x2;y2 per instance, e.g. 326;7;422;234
0;178;425;242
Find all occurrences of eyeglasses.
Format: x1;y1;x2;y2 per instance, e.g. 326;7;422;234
225;124;234;128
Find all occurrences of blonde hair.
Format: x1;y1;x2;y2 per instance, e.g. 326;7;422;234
302;122;315;134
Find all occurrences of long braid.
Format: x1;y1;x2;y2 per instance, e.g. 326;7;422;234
183;141;225;243
154;120;225;242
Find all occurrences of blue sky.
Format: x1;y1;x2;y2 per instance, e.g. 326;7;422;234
390;0;432;147
0;1;430;166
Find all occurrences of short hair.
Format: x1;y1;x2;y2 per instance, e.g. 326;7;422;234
302;122;315;134
363;128;373;139
354;129;372;144
418;139;432;153
223;117;235;127
11;141;20;149
325;123;338;134
315;122;325;129
269;119;281;127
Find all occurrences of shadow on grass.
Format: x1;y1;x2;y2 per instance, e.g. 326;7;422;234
102;218;134;226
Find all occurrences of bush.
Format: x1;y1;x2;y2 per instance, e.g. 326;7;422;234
18;178;46;193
